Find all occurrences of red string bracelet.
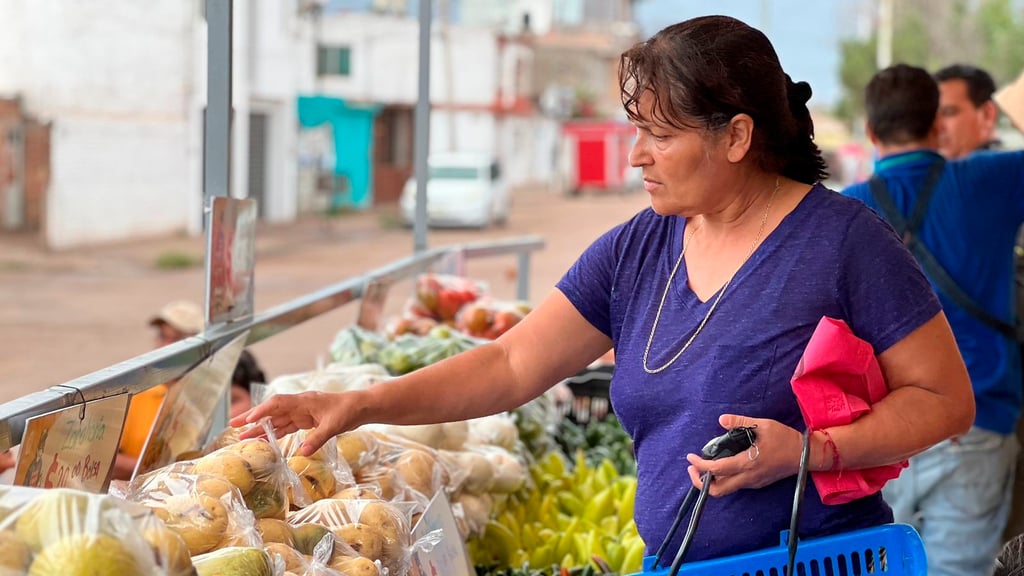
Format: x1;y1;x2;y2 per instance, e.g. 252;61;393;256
816;428;843;472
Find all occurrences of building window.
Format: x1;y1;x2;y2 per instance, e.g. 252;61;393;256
317;45;352;77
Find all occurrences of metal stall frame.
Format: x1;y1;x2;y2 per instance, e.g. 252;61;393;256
0;235;543;453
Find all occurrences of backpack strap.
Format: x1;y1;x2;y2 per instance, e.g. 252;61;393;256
868;159;1024;342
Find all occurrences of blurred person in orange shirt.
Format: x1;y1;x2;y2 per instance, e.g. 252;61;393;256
111;300;204;480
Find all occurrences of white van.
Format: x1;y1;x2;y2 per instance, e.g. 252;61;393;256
400;152;509;228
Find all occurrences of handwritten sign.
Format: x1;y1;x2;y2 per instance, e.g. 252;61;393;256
357;279;391;332
206;197;257;326
14;394;130;493
134;332;249;477
410;491;476;576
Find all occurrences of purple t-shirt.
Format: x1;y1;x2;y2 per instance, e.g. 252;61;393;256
556;185;940;562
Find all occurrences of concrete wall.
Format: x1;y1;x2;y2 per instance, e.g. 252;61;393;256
0;2;197;248
316;12;554;190
0;1;313;247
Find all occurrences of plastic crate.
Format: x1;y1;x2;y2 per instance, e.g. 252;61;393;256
631;524;926;576
563;364;614;424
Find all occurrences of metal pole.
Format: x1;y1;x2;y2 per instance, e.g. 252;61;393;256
205;0;232;201
205;0;233;437
517;252;531;301
413;0;432;253
876;0;894;70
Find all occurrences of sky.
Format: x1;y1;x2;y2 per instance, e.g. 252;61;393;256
634;0;844;108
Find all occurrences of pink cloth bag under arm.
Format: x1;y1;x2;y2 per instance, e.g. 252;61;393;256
790;316;908;505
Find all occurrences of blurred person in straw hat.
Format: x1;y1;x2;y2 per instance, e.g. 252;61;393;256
112;300;205;480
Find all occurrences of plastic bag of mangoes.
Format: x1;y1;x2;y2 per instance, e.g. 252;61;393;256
152;418;311;518
191;545;280;576
276;429;355;507
286;497;413;576
264;525;382;576
125;470;263;559
0;485;194;576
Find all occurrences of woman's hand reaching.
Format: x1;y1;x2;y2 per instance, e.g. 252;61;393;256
230;390;361;457
686;414;804;497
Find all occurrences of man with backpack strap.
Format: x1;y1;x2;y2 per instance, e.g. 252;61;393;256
844;64;1024;576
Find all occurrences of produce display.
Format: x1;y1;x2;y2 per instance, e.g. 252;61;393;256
9;272;638;576
0;487;187;575
385;274;533;341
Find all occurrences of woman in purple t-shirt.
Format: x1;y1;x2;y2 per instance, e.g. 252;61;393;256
235;15;974;564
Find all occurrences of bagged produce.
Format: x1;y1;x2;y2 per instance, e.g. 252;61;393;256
384;311;438;338
466;413;520;452
126;471;261;556
413;274;486;322
0;486;168;576
287;498;410;576
335;430;381;473
329;327;389;366
454;298;531;339
159;419;309;518
361;420;468;452
277;430;355;505
266;363;390;397
191;546;276;576
376;332;483;375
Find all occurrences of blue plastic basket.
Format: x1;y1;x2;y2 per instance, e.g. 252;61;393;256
630;523;926;576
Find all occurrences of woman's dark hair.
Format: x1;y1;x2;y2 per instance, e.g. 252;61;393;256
619;15;828;184
232;350;266;392
865;64;939;145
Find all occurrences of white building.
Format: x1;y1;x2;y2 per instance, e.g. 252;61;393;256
311;9;560;202
0;1;316;248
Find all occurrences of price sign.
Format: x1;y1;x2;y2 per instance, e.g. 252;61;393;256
134;332;248;477
14;393;130;493
410;491;476;576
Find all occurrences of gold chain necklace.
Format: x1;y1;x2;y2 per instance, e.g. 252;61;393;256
642;178;780;374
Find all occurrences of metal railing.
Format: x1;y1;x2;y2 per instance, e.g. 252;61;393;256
0;235;544;452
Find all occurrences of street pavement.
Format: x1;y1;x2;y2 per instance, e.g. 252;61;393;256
0;184;650;404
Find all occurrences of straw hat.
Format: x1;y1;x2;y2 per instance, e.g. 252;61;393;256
149;300;204;335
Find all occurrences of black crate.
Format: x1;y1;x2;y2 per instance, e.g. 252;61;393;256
563;364;614;424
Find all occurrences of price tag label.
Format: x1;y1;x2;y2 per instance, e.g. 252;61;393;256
357;279;391;332
206;197;257;326
134;332;249;477
14;394;130;493
410;491;476;576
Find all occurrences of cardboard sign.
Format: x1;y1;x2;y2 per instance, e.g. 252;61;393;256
357;279;391;332
410;491;476;576
14;393;130;493
134;332;249;477
206;197;257;326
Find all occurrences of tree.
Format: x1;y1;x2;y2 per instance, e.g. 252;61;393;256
835;0;1024;127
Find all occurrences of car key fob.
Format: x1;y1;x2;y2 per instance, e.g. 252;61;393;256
701;426;757;460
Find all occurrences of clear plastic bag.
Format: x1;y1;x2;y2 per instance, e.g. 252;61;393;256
413;274;486;322
0;486;165;575
192;546;277;576
287;498;411;576
126;471;262;556
335;430;382;473
277;430;355;505
376;332;483;376
266;363;391;397
329;326;389;366
454;298;531;339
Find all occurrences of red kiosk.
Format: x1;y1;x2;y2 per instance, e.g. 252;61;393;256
560;121;637;195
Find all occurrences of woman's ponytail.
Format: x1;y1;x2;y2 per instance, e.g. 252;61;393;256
781;75;829;184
